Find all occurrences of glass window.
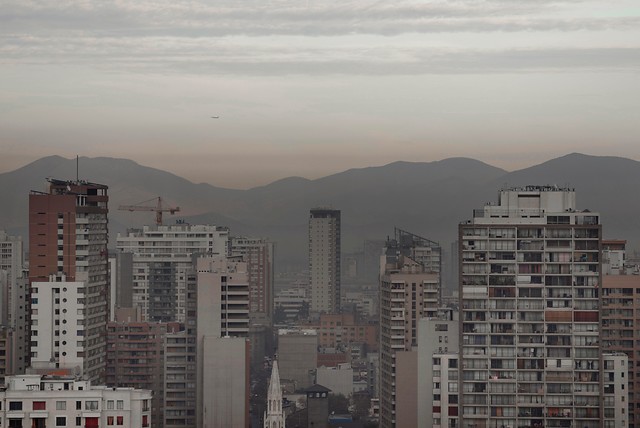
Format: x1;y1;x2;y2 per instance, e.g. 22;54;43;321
56;401;66;410
33;401;46;410
85;401;99;411
56;417;66;426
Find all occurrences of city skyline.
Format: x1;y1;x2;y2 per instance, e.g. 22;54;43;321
2;0;639;188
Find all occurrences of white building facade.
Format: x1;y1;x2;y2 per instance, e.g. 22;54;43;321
30;275;86;377
0;374;151;428
417;316;459;428
116;224;228;322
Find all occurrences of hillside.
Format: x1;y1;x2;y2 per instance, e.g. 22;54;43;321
1;153;638;268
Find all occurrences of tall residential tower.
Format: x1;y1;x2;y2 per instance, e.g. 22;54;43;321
379;229;441;428
459;186;616;428
309;208;341;313
29;178;109;382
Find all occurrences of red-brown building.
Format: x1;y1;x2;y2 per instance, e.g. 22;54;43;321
106;318;181;428
306;313;378;351
29;178;109;383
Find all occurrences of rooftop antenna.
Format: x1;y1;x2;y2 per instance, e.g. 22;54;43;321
76;155;79;183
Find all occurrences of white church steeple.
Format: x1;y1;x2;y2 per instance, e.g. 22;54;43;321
264;360;285;428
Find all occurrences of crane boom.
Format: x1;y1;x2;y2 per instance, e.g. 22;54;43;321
118;196;180;226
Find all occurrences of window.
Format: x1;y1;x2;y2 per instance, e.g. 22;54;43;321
76;417;82;426
117;416;124;425
107;400;114;410
56;401;66;410
33;401;46;410
107;416;114;425
117;400;124;410
85;400;98;411
142;415;149;427
9;401;22;411
76;401;82;410
56;417;66;426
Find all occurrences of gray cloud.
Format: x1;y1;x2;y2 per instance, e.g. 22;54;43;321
1;0;638;38
0;0;639;76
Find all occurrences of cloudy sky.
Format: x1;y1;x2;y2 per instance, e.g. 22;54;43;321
1;0;639;188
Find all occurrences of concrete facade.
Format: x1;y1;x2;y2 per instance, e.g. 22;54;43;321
0;232;27;385
196;255;250;428
459;186;608;428
116;224;228;322
30;275;86;377
106;319;179;428
309;208;341;313
379;229;441;428
316;363;353;397
0;374;152;428
417;317;459;428
278;329;318;391
29;178;109;383
230;237;274;326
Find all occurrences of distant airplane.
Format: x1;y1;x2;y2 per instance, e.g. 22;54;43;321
211;116;220;119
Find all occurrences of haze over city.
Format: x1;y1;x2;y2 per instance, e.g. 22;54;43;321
2;0;640;187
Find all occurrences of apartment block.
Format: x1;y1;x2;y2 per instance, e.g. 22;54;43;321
601;239;640;427
30;275;88;377
459;186;607;428
307;313;378;351
116;224;228;322
379;229;441;428
230;236;274;326
106;318;180;428
417;316;459;428
309;208;341;313
29;178;109;383
603;353;629;428
0;374;151;428
163;270;197;428
196;256;250;428
0;231;28;383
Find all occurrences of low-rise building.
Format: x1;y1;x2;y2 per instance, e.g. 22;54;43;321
0;374;151;428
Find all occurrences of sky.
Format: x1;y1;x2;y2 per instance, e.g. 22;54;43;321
1;0;639;189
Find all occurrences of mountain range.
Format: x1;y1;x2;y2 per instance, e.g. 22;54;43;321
1;153;638;270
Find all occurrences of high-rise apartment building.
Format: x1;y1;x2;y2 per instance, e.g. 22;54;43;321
601;239;640;427
417;315;459;428
196;255;250;428
309;208;341;313
0;230;23;292
459;186;614;428
0;230;27;382
230;236;274;325
29;178;109;383
116;224;228;322
379;229;441;428
107;316;180;428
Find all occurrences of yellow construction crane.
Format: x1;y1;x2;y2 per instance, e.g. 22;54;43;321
118;197;180;226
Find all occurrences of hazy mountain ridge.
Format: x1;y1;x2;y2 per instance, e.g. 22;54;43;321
1;153;639;267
